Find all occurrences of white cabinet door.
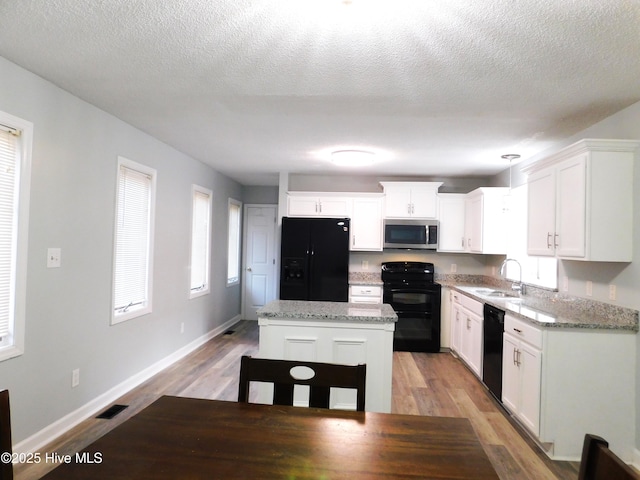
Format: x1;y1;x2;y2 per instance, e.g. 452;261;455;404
287;194;351;217
318;196;351;217
351;196;383;251
465;195;483;252
380;182;442;219
501;330;542;437
288;196;321;216
501;334;520;414
411;186;439;218
526;168;556;256
518;341;542;436
555;155;587;258
450;299;462;354
437;194;466;252
467;310;483;377
382;185;413;218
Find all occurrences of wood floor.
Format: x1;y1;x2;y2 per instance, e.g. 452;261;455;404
15;320;579;479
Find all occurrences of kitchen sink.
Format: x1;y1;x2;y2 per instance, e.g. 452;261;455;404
473;288;519;298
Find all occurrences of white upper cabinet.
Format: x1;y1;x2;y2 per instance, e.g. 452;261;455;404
350;194;384;251
524;139;639;262
380;182;442;218
464;187;509;254
287;193;351;217
437;193;466;252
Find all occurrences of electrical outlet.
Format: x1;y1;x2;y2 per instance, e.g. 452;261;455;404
47;248;61;268
180;322;185;334
72;369;80;388
491;266;496;276
361;260;369;270
450;263;457;273
562;276;569;292
586;281;593;297
609;285;617;301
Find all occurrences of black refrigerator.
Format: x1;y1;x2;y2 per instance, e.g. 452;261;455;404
280;217;350;302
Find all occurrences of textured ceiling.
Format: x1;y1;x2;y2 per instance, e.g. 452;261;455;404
1;0;639;185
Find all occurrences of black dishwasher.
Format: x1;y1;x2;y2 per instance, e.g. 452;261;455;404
482;304;505;401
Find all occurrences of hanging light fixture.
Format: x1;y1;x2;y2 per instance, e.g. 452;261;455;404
501;154;520;212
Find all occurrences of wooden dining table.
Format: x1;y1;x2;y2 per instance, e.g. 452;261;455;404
42;395;499;479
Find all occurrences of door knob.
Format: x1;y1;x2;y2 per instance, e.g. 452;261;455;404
247;267;252;272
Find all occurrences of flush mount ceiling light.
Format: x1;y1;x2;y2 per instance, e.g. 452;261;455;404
331;149;375;167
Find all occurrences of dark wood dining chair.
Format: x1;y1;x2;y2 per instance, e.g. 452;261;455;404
238;356;367;411
578;434;638;480
1;389;13;480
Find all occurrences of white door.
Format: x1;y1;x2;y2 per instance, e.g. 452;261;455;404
242;205;277;320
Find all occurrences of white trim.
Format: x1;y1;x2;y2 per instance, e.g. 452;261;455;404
13;315;242;455
0;111;32;362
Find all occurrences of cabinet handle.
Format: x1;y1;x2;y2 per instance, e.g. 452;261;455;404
352;235;355;246
547;233;553;248
516;349;522;367
513;328;522;334
466;318;471;329
461;237;465;248
513;348;517;366
318;201;322;213
554;233;559;248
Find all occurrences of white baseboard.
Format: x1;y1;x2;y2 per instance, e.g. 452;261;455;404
14;315;241;455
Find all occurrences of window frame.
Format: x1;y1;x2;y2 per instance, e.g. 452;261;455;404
189;184;212;299
0;111;33;362
226;198;242;286
111;156;157;325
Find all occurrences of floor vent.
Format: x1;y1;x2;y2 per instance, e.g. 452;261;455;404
224;330;235;335
96;404;128;419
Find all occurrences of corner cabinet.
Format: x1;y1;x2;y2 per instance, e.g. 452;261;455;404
437;193;466;252
380;182;442;219
524;139;639;262
464;188;509;254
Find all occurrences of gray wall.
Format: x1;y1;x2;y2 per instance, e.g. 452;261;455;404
0;56;243;443
242;185;278;204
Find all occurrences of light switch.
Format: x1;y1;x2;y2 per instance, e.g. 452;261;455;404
47;248;61;268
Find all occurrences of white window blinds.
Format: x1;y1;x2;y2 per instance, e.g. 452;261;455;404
113;162;154;320
0;126;18;340
227;199;242;285
190;187;211;296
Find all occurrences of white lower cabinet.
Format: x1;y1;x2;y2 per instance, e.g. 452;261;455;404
349;285;382;304
450;291;483;378
501;314;636;461
502;316;542;436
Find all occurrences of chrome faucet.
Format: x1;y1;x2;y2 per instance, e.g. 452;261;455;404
500;258;525;295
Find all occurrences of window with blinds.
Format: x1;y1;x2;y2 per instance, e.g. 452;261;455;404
190;186;212;298
0;126;18;344
0;111;31;362
227;198;242;286
112;157;156;324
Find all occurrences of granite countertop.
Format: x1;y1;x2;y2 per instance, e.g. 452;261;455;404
440;281;638;332
257;300;397;323
348;272;383;286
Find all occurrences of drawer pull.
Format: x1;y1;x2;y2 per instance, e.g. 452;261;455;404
513;328;523;334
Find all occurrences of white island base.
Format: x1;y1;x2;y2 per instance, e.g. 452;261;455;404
256;300;397;413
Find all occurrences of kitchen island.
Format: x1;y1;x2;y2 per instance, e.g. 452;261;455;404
257;300;397;413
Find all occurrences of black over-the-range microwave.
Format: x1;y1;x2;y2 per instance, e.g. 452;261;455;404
383;219;438;250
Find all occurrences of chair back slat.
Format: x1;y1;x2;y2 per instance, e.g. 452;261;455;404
238;356;366;411
578;434;638;480
1;389;13;480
